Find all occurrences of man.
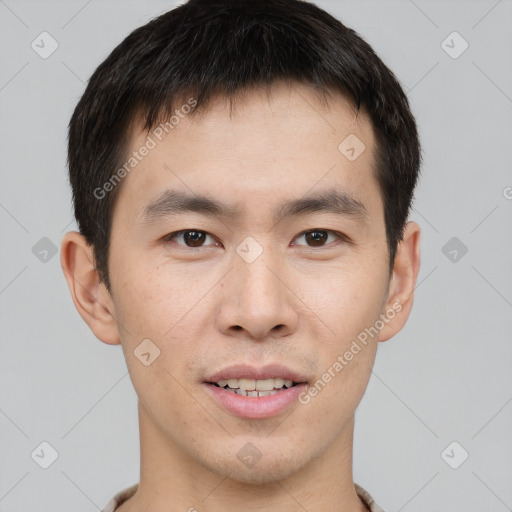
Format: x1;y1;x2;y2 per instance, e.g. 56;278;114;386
60;0;421;510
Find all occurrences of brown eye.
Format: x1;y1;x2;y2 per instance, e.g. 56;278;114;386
165;230;217;248
294;229;342;247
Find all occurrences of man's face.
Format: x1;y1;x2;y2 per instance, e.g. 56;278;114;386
107;82;392;483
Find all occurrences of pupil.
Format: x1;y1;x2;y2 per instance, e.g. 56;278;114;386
185;231;205;247
306;231;327;246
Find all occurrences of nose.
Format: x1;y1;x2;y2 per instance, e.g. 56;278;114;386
215;244;299;341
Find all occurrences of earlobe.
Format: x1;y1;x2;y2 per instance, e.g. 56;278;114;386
378;221;421;342
60;231;121;345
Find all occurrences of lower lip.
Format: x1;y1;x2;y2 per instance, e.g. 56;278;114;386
203;383;307;419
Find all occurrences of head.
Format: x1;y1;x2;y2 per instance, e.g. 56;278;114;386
62;0;421;485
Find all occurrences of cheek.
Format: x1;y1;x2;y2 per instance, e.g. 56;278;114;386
307;266;386;341
298;267;384;409
108;275;185;410
112;267;205;427
301;339;376;436
112;257;190;338
111;257;206;370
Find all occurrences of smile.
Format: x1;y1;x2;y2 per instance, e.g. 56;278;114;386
209;377;298;397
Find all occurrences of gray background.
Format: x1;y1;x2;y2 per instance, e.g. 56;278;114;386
1;0;511;510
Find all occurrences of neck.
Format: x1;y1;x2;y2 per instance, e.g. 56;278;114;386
123;401;368;512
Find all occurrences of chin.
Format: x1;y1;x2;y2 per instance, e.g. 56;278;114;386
201;446;310;485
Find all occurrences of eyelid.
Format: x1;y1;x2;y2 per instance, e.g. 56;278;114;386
292;229;350;247
164;229;219;246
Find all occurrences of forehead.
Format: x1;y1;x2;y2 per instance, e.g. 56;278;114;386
112;82;381;227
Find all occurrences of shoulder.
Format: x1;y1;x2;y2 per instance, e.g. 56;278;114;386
355;483;386;512
101;483;139;512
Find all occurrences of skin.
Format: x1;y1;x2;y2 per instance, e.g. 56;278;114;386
61;81;420;512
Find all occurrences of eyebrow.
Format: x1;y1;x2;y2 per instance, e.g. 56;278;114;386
138;187;369;226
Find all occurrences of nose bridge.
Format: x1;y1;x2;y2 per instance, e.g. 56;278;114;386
236;236;285;307
238;247;281;305
217;236;298;339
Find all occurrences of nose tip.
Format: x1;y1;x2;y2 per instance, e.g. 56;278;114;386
216;255;299;341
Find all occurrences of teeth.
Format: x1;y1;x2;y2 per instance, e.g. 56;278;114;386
255;379;275;391
274;378;285;388
238;378;256;391
214;377;297;392
224;388;280;397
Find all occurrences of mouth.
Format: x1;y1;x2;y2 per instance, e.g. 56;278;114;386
207;377;302;397
203;364;309;419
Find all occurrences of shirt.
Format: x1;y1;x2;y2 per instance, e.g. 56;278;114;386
101;482;385;511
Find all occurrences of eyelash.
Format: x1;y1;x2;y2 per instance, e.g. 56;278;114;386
163;229;349;249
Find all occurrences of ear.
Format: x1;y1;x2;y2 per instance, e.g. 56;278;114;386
378;221;421;342
60;231;121;345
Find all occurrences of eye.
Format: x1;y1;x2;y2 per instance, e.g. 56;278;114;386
293;229;346;248
163;228;348;249
164;230;219;248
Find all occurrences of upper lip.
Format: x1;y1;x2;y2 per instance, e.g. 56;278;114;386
205;364;309;383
